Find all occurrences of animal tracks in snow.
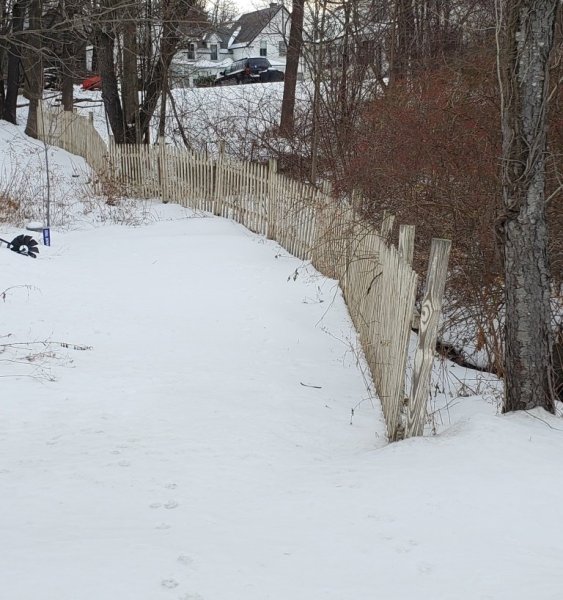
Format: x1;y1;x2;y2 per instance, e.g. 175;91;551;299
151;483;199;597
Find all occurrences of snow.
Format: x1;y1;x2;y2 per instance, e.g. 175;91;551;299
2;120;563;600
42;83;310;159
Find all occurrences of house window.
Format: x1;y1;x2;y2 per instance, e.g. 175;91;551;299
278;41;287;56
186;43;195;61
210;44;218;61
260;39;267;57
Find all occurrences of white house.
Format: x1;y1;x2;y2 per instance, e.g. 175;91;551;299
171;3;297;87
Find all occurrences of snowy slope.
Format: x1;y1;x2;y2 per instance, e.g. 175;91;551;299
40;82;309;158
1;123;563;600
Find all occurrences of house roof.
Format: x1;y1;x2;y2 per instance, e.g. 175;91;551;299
226;3;286;47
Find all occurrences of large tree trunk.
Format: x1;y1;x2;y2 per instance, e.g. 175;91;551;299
279;0;304;137
97;28;127;143
500;0;560;413
121;7;139;138
3;0;25;124
0;0;8;117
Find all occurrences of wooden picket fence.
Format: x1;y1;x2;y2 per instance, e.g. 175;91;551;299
37;103;451;441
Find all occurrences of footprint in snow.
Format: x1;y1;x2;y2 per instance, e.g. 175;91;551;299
418;563;433;575
118;460;131;467
161;579;179;589
165;483;178;490
155;522;171;530
150;501;179;509
177;555;194;567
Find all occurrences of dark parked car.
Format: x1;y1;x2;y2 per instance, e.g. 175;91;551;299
214;58;284;85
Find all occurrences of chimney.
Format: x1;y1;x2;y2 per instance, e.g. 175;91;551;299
270;2;277;7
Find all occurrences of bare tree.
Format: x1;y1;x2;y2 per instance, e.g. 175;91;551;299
207;0;238;27
0;0;9;117
23;0;42;137
499;0;560;413
59;0;83;112
3;0;25;124
95;0;206;143
279;0;304;137
121;1;140;136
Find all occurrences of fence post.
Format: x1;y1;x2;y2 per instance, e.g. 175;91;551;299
406;238;451;437
159;137;168;203
107;135;115;184
214;141;225;216
267;158;277;240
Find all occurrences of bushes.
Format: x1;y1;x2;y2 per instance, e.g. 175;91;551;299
344;50;562;372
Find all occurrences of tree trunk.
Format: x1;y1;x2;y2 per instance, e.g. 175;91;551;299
158;69;168;139
60;0;79;112
122;9;139;136
61;57;75;111
3;0;25;124
500;0;560;413
279;0;304;137
23;0;42;138
309;0;327;183
338;2;350;120
97;28;127;143
390;0;415;83
0;0;7;117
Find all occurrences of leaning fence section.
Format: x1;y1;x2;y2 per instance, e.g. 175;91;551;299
37;104;450;441
38;105;109;181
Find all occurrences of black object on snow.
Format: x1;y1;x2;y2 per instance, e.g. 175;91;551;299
0;234;40;258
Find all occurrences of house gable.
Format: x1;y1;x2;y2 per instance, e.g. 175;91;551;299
226;3;290;49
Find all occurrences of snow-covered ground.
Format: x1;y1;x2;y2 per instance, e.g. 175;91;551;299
2;121;563;600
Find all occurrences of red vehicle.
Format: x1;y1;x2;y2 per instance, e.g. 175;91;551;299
82;75;102;91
